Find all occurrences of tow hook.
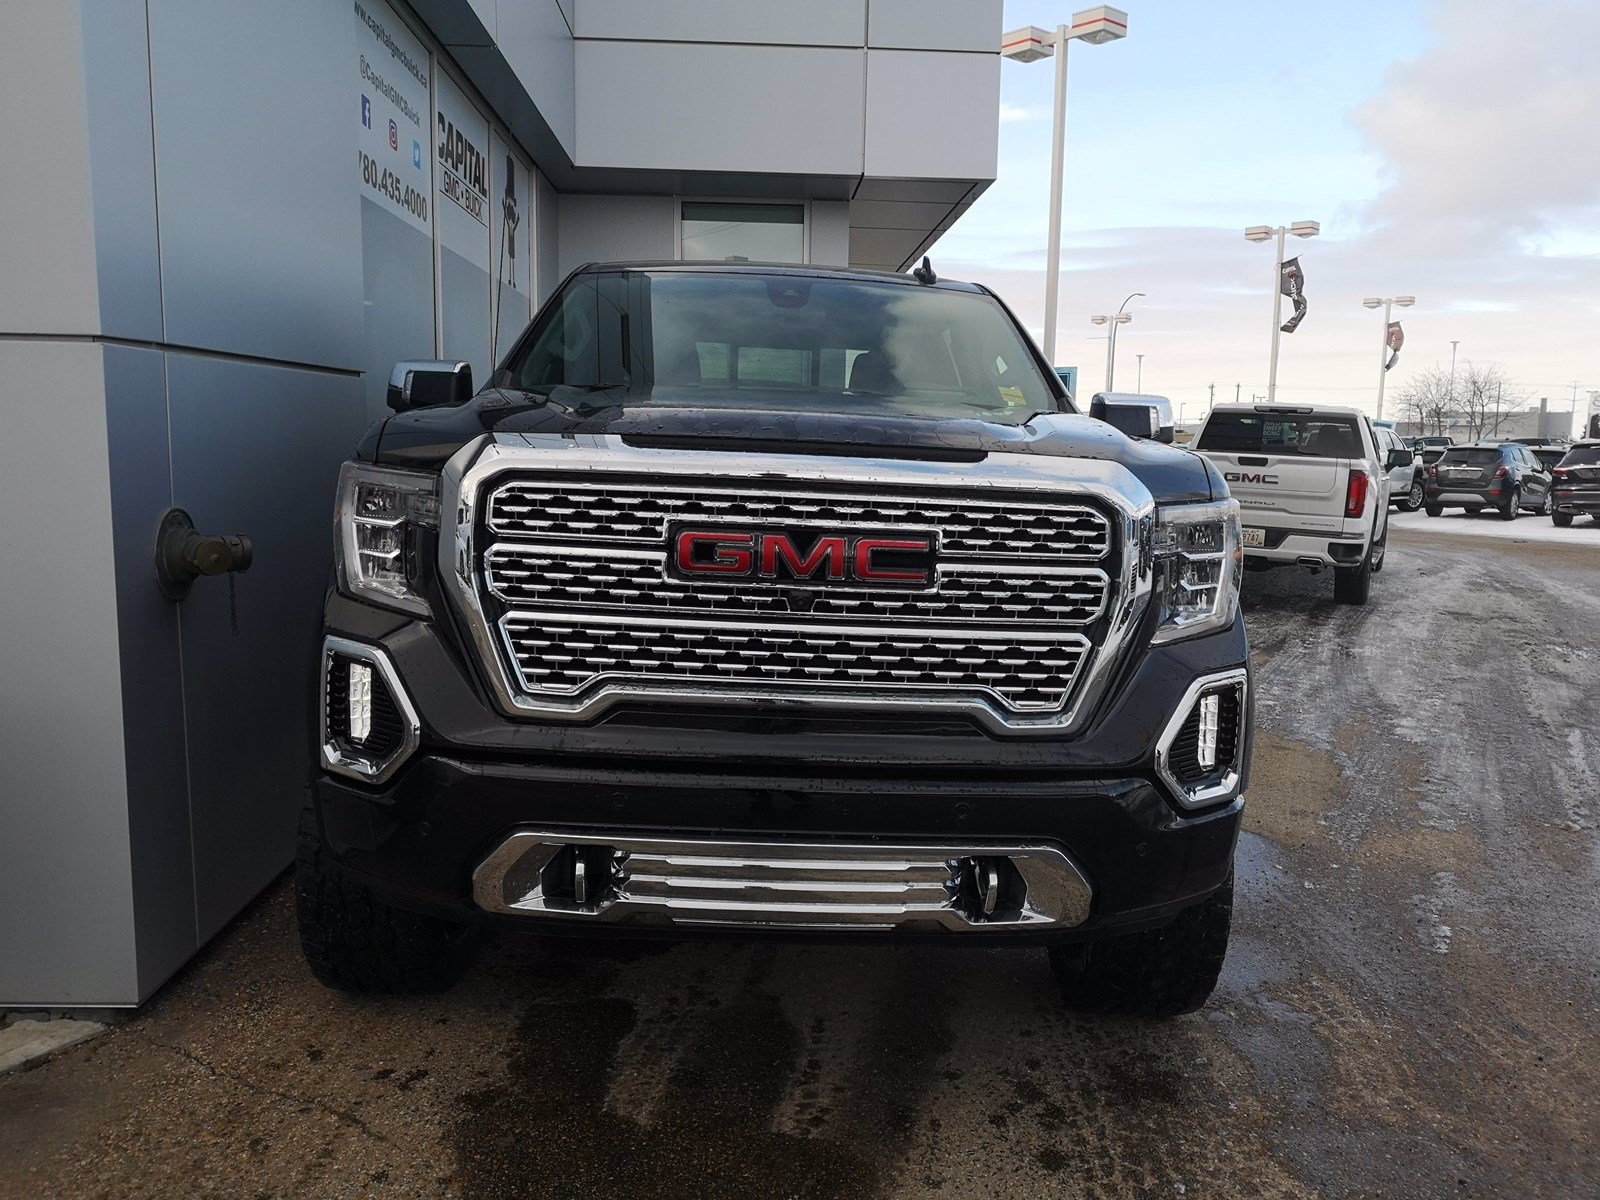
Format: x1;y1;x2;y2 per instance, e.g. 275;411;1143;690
155;507;253;601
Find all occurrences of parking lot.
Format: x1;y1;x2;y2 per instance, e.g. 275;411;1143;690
3;523;1597;1200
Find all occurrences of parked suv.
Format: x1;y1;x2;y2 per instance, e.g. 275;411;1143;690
1192;404;1395;605
300;262;1253;1018
1424;442;1552;520
1378;428;1424;511
1550;440;1600;526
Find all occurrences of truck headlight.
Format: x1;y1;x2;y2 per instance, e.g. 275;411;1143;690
1150;499;1242;645
334;462;438;617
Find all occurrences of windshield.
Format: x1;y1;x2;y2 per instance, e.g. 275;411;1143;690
1197;412;1362;457
492;271;1061;426
1440;448;1501;465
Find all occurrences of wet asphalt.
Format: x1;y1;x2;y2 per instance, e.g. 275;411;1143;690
3;524;1597;1199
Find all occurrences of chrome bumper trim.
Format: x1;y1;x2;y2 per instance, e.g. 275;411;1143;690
471;830;1093;931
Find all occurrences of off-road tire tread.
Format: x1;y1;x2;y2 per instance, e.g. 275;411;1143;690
296;803;479;994
1049;874;1233;1018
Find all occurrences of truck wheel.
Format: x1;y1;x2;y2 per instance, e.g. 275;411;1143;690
1499;487;1520;521
1424;502;1443;517
295;804;481;994
1049;874;1232;1018
1333;547;1373;605
1400;480;1424;512
1553;511;1574;528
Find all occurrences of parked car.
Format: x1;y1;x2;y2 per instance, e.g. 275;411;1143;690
1550;439;1600;527
302;261;1252;1018
1411;436;1454;469
1192;403;1393;605
1423;442;1553;520
1510;440;1572;473
1378;428;1424;511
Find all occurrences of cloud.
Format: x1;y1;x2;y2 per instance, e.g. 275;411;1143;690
1352;0;1600;253
998;101;1048;124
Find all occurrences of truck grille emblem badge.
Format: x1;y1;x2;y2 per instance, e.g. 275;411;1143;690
669;527;936;588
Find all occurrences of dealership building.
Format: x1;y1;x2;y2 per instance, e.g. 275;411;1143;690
0;0;1003;1005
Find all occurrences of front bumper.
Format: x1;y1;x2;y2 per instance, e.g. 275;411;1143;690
312;596;1248;944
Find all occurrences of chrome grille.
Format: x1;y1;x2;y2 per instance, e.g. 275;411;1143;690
488;479;1111;560
500;613;1090;712
484;544;1108;627
471;470;1122;728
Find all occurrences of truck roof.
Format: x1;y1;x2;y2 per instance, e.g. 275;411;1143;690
571;260;988;294
1202;403;1369;419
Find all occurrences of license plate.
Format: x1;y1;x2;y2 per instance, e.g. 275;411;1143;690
1243;527;1266;548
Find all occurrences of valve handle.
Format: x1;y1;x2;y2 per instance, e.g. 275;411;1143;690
155;508;253;601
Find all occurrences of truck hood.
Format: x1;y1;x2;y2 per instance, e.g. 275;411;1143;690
365;390;1220;505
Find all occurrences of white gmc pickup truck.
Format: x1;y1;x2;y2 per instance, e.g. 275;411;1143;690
1192;404;1399;605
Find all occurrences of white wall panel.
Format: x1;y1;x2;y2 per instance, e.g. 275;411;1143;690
575;0;865;46
496;0;578;155
556;194;676;276
576;42;865;175
0;3;98;335
868;0;1001;52
809;200;851;267
864;49;999;181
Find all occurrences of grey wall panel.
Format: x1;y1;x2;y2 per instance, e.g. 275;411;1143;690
555;0;575;32
575;0;865;46
535;170;561;303
868;0;1001;52
79;0;164;343
556;194;675;277
809;200;851;267
100;345;198;998
575;42;866;175
0;2;99;336
163;356;367;942
494;0;578;156
146;0;362;368
0;341;138;1006
864;50;999;182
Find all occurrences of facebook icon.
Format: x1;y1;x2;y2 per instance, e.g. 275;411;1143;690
360;95;371;129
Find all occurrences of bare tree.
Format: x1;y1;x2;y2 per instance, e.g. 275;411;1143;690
1456;360;1526;439
1392;365;1453;437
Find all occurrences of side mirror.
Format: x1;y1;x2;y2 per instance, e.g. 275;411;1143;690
1387;448;1413;469
387;360;472;412
1090;393;1175;444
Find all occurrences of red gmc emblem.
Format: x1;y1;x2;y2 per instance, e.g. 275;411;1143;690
670;527;936;588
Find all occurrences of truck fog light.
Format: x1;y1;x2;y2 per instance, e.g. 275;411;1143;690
349;662;373;744
1197;693;1220;769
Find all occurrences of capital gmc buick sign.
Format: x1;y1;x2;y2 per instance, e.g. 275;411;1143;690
438;113;488;226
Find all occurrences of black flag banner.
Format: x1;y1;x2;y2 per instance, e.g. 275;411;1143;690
1279;257;1307;333
1385;321;1405;371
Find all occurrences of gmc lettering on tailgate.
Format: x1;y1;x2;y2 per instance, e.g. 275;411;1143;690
1224;471;1279;485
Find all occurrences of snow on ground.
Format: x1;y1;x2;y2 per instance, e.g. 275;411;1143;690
1389;506;1600;547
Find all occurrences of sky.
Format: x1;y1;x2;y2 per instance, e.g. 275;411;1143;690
936;0;1600;430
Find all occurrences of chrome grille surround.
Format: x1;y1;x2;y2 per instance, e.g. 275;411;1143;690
442;431;1156;734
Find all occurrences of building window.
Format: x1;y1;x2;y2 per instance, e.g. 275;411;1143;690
681;202;805;264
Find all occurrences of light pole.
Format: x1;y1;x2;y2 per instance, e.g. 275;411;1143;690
1361;294;1414;421
1001;9;1129;364
1448;339;1460;430
1244;220;1319;403
1089;292;1140;390
1136;353;1144;391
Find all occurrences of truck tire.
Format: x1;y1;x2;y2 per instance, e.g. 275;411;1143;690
1424;502;1443;517
1049;874;1232;1018
1552;511;1574;527
1399;479;1425;512
295;804;481;994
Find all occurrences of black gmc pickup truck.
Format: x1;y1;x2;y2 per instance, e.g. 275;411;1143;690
302;262;1249;1018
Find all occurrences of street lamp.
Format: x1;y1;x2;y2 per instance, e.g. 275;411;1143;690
1244;220;1319;403
1361;294;1415;421
1089;291;1141;390
1002;8;1129;364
